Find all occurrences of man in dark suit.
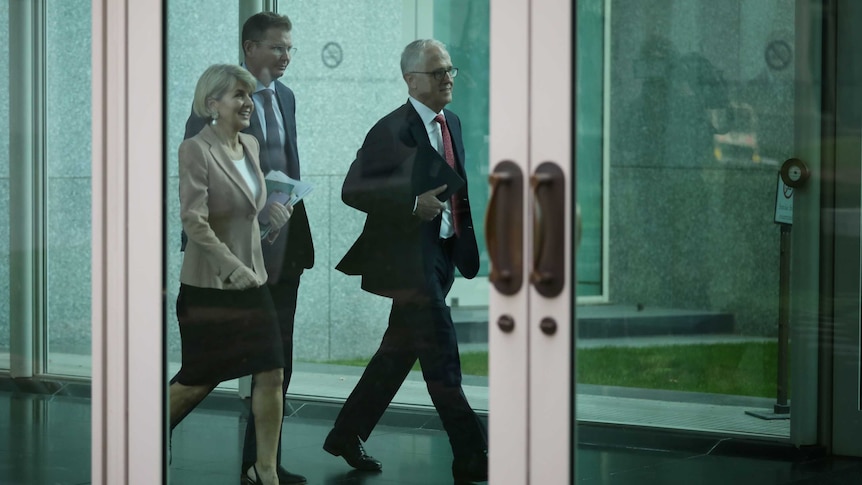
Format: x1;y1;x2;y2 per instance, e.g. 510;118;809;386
323;39;488;483
182;12;313;485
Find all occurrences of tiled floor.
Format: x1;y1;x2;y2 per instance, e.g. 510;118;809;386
2;389;862;485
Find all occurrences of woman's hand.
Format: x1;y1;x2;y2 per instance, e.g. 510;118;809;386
228;266;259;290
267;200;293;231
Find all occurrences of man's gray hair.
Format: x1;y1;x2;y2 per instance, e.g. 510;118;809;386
400;39;447;74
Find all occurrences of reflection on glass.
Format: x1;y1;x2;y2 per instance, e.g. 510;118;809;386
577;0;796;437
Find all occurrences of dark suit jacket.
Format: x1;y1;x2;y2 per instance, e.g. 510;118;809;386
336;102;479;298
184;79;314;283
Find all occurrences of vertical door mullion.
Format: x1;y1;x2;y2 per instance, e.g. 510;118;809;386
830;0;862;456
528;0;574;483
92;0;164;483
9;0;37;378
488;0;530;483
788;0;824;448
126;0;164;481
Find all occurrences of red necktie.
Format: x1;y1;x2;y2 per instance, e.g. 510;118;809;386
434;114;462;237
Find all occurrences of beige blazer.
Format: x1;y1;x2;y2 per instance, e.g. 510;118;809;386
178;124;268;289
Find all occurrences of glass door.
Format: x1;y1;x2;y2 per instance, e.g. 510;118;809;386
569;0;825;443
489;0;844;482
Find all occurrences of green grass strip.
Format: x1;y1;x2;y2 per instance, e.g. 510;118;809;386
321;341;782;398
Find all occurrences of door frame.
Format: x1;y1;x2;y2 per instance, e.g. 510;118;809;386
830;0;862;457
488;0;574;483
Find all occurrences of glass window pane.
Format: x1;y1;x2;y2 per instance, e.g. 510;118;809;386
2;1;93;484
165;2;490;481
45;0;92;376
576;0;799;438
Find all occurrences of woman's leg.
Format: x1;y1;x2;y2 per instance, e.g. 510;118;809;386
247;368;284;485
169;381;214;429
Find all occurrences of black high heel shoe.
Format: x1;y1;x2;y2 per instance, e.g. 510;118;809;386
241;464;263;485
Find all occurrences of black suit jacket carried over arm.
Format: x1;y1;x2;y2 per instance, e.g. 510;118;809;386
336;102;479;299
184;79;314;282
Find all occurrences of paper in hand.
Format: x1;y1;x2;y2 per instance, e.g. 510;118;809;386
264;170;314;206
259;171;314;224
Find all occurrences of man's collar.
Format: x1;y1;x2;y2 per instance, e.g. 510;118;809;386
255;79;275;92
241;63;275;92
408;96;442;126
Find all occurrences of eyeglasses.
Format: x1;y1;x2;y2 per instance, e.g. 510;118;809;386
408;67;459;81
254;41;297;57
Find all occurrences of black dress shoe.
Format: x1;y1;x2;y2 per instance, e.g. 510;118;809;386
323;429;383;471
452;450;488;483
241;464;307;484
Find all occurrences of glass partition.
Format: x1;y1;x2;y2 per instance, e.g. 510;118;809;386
4;0;94;377
1;1;93;483
165;2;491;481
164;1;492;402
45;0;93;376
576;0;803;438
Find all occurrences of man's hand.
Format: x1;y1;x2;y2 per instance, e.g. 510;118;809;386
414;184;447;221
268;200;293;231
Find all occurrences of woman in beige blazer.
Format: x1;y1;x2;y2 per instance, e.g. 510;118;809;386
169;64;290;485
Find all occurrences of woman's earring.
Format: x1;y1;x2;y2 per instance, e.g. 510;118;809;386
210;112;219;125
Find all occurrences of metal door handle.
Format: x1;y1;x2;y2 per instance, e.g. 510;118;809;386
485;161;524;295
530;162;565;298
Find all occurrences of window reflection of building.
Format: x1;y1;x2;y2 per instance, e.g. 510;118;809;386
608;4;789;339
614;34;732;310
738;30;795;165
620;35;731;169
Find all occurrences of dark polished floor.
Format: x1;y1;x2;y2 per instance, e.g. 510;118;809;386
2;388;862;484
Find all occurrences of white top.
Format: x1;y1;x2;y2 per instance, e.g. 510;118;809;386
408;96;455;239
232;155;261;200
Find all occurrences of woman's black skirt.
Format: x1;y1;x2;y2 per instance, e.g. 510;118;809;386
173;283;284;385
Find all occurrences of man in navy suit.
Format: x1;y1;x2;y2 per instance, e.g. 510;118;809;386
324;39;488;483
182;11;313;485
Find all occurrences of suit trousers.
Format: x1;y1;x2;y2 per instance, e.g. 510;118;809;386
333;238;488;459
242;274;301;467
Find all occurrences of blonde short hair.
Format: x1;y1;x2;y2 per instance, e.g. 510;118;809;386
192;64;257;119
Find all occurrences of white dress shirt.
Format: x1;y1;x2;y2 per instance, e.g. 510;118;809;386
242;65;285;149
408;96;455;239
